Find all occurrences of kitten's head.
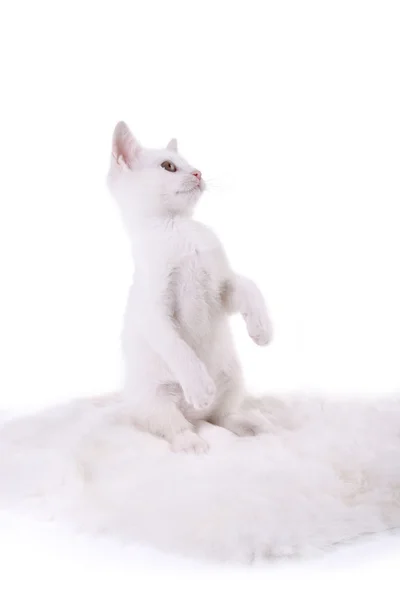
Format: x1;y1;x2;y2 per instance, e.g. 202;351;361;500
107;122;205;225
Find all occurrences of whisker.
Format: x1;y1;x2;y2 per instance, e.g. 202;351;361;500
203;179;224;193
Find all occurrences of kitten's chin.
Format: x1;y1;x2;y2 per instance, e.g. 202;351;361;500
167;186;203;216
177;180;205;195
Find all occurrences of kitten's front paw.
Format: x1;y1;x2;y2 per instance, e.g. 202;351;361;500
171;430;209;454
183;364;216;410
247;312;273;346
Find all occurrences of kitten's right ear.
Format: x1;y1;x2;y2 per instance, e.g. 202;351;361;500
112;121;141;169
166;138;178;152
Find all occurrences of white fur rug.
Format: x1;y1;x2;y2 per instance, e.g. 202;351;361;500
0;393;400;563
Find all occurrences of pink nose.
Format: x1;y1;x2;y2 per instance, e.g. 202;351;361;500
192;170;202;180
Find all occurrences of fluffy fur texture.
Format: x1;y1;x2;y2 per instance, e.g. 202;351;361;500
0;392;399;562
108;122;273;453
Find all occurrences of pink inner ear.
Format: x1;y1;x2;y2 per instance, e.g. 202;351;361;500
112;122;139;168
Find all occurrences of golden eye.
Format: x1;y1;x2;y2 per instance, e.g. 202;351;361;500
161;161;177;172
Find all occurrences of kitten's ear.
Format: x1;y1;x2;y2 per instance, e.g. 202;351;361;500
166;138;178;152
112;121;141;168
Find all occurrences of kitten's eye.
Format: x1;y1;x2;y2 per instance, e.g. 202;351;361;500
161;161;177;173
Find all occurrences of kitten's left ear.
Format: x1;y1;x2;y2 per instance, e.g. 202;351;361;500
166;138;178;152
112;121;141;169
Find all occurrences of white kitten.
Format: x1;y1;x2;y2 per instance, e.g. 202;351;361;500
107;122;273;453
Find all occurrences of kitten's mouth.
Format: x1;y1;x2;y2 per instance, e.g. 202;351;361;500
176;186;200;195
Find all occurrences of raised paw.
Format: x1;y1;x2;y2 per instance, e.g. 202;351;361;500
171;430;209;454
247;312;273;346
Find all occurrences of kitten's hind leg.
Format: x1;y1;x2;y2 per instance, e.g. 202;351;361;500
124;383;209;454
213;409;272;436
210;389;272;437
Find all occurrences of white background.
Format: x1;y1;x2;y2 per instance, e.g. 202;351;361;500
1;0;400;597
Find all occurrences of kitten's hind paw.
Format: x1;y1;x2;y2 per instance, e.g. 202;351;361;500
217;409;272;437
171;430;209;454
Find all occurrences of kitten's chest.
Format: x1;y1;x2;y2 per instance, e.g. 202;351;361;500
174;237;228;334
